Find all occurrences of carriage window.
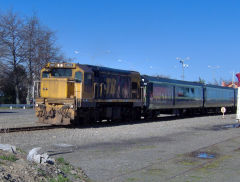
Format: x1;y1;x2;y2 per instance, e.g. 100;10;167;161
75;72;82;83
42;71;50;78
84;73;92;85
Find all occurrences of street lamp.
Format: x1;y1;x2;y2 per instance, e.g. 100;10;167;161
176;57;190;80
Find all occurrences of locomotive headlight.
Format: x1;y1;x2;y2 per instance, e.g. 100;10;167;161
60;64;63;67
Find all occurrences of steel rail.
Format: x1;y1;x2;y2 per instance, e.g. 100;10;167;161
0;125;65;133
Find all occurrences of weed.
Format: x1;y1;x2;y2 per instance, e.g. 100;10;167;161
198;155;232;173
126;177;138;181
178;159;199;166
38;168;47;177
0;154;17;162
56;157;72;175
145;168;165;176
56;157;69;165
48;174;70;182
61;164;71;174
16;148;26;154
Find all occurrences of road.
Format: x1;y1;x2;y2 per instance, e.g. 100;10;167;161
1;109;240;182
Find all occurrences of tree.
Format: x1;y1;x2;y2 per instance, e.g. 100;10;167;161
0;11;24;104
21;15;63;104
0;65;27;104
0;10;66;104
198;77;205;84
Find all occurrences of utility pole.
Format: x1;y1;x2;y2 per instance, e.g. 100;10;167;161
231;71;235;87
176;57;189;80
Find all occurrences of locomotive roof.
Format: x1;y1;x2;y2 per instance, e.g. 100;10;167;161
142;75;204;87
78;64;139;75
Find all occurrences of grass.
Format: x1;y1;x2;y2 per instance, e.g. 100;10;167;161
56;157;72;175
56;157;69;165
38;168;47;177
0;154;17;162
145;168;165;176
48;175;70;182
16;148;26;154
55;157;91;182
178;159;200;166
197;155;232;173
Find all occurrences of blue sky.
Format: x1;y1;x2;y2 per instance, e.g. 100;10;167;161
0;0;239;83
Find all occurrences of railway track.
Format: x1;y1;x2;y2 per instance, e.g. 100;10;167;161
0;125;65;133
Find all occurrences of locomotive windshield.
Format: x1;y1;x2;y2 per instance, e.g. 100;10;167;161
51;68;72;78
42;71;50;78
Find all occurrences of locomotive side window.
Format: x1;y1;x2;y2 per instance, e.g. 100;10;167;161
42;71;50;78
84;73;92;85
75;72;82;83
132;82;137;90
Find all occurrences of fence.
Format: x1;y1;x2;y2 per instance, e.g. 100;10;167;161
0;104;34;109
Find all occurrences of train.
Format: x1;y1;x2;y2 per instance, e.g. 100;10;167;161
34;62;237;125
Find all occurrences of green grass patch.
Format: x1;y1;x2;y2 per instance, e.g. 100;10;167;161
56;157;69;165
0;154;17;162
56;157;72;175
145;168;165;176
197;155;232;173
178;159;200;166
48;175;70;182
38;168;47;177
16;148;26;154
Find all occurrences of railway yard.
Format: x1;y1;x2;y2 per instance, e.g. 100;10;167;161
1;109;240;182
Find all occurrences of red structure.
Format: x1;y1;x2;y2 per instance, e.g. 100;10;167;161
221;73;240;88
236;73;240;83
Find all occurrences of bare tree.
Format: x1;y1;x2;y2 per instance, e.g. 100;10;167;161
22;15;64;103
21;15;39;104
0;11;24;104
0;10;68;104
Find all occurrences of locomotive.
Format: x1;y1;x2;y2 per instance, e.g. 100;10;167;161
35;62;237;125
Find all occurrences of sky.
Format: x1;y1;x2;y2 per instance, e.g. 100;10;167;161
0;0;240;83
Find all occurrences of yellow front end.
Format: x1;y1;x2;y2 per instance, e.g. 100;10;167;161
35;63;83;125
41;78;74;98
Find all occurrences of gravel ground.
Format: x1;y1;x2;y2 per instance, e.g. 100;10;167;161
0;109;240;181
0;109;48;128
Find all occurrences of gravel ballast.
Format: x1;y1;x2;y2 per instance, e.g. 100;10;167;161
0;109;239;181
